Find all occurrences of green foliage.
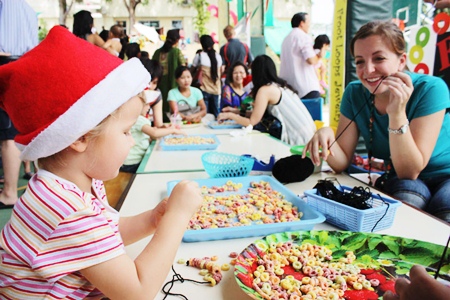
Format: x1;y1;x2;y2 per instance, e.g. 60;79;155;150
193;0;211;36
38;19;48;42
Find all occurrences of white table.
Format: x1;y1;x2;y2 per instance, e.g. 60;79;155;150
119;171;450;300
138;133;292;174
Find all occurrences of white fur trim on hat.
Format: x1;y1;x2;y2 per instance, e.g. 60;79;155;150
18;58;150;161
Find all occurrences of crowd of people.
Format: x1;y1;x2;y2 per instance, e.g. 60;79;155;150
0;1;449;299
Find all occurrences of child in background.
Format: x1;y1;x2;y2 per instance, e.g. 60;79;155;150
121;60;186;173
0;26;202;299
103;24;124;57
168;65;207;123
313;34;330;96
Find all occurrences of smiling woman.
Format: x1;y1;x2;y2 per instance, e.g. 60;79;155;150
304;20;450;223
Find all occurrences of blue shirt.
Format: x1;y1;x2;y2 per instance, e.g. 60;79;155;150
0;0;38;56
167;86;203;108
340;72;450;179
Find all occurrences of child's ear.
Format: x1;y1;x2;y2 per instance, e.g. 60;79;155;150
69;135;89;153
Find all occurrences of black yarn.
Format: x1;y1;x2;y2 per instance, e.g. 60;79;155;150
162;265;210;300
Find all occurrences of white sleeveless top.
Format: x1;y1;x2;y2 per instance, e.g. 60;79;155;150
266;84;316;145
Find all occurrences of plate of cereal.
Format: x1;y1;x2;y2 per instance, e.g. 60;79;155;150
234;230;450;300
208;120;243;129
167;175;326;242
159;134;220;151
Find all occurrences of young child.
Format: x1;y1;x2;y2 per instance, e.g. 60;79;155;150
103;24;124;57
121;60;186;173
0;26;202;299
168;65;207;123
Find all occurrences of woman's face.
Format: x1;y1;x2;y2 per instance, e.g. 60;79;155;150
354;35;406;95
232;66;247;85
176;70;192;88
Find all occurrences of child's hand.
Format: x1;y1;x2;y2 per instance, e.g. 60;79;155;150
167;180;202;218
149;198;168;229
173;128;187;136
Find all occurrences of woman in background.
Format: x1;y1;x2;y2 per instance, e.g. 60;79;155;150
152;29;186;122
218;55;316;145
191;35;222;117
220;61;250;114
72;10;104;48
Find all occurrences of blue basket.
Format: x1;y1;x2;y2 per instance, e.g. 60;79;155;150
304;186;401;232
202;152;255;178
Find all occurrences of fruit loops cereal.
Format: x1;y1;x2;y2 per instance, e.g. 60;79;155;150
188;180;302;230
236;242;380;300
164;136;216;145
187;257;223;286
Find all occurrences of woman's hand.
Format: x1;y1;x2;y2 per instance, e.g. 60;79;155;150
303;127;336;166
383;72;413;116
221;106;240;114
217;112;235;122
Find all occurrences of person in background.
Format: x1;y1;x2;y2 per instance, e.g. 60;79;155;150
152;29;186;122
218;55;316;146
0;0;38;208
140;58;165;128
383;265;450;300
280;12;323;99
72;10;105;47
423;0;450;9
168;65;207;123
220;61;250;114
99;26;109;42
121;89;186;173
313;34;330;96
0;26;202;299
125;42;141;60
103;24;124;57
219;25;253;82
304;21;450;222
140;51;149;59
191;35;222;117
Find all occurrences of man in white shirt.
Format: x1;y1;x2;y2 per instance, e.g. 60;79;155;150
280;12;322;99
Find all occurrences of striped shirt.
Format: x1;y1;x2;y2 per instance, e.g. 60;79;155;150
0;0;38;56
0;170;125;299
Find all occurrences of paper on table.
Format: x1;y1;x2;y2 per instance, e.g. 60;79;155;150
229;124;253;137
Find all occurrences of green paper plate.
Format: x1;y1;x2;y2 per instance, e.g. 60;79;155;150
234;230;450;299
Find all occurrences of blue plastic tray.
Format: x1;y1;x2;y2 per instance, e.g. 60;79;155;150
159;134;220;151
208;120;242;129
167;175;325;242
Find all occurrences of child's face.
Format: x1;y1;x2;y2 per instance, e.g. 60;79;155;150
176;70;192;88
148;78;159;91
85;96;142;181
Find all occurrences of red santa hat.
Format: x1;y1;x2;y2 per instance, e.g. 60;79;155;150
0;26;150;161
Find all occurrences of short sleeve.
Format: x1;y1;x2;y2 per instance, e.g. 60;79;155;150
193;87;204;102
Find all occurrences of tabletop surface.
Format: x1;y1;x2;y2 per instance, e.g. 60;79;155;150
139;132;292;174
119;171;450;300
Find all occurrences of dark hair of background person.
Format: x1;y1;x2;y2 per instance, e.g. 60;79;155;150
350;20;406;57
313;34;330;50
199;35;218;83
174;65;191;79
161;29;180;53
73;10;93;38
140;51;149;59
118;35;128;60
99;29;109;42
291;12;308;28
140;58;163;81
250;55;298;97
125;43;140;59
226;61;249;85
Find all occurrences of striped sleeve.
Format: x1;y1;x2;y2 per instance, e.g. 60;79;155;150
1;175;125;283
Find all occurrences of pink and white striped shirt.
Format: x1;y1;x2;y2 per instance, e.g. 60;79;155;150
0;170;125;299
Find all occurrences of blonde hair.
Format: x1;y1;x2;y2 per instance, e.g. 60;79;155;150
223;25;235;39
